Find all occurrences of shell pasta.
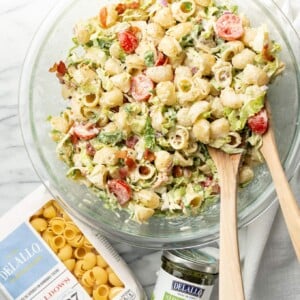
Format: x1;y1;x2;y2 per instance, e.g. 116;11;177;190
30;200;124;299
49;0;284;222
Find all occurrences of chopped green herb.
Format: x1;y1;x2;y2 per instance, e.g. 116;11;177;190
144;51;155;67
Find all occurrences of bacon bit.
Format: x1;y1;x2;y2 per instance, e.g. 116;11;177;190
70;134;79;145
127;1;140;9
116;1;139;14
125;157;137;171
116;3;126;14
99;7;108;28
119;167;129;179
211;183;221;195
262;44;275;62
57;61;67;75
86;142;96;156
172;166;183;178
144;149;156;162
126;136;139;149
110;106;120;113
200;177;213;188
49;62;58;73
49;61;67;84
49;61;67;75
115;150;128;159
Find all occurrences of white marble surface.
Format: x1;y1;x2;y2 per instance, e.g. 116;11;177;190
0;1;299;299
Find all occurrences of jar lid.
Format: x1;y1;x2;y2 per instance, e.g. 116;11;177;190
163;249;219;274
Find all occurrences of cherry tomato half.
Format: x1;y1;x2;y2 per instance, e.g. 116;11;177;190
131;74;154;102
107;179;132;205
247;108;268;135
117;29;139;54
216;13;244;41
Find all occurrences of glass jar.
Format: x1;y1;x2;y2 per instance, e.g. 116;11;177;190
152;249;219;300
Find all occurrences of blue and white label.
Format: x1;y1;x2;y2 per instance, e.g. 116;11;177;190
172;280;205;297
152;269;214;300
0;223;58;299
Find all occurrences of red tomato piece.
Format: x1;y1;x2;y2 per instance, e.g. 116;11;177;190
99;7;107;28
125;157;137;171
155;52;168;66
107;179;132;205
118;29;139;54
247;108;269;135
216;13;244;41
131;74;154;101
73;123;99;141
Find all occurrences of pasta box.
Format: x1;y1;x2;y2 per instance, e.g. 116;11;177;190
0;186;146;300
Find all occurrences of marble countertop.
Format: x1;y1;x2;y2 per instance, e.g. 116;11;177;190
0;1;299;299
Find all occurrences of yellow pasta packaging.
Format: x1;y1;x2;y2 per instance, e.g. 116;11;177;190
0;186;146;300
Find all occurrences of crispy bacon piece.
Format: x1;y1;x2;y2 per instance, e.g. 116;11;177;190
86;142;96;156
49;61;67;76
172;166;183;178
116;1;140;14
126;135;139;149
262;44;275;62
144;149;156;162
125;157;137;171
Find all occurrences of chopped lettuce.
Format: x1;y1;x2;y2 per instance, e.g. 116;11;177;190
97;131;123;146
143;117;156;150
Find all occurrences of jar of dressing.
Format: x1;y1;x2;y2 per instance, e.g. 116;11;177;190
152;249;219;300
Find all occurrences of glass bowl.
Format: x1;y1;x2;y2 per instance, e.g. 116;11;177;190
19;0;300;249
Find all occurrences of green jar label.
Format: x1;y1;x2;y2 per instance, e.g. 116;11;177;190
152;269;214;300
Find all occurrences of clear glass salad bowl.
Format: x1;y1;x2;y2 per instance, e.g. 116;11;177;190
19;0;300;249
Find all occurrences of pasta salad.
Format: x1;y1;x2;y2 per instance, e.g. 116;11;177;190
49;0;284;223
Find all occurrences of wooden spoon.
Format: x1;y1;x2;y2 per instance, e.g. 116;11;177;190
260;103;300;261
208;148;245;300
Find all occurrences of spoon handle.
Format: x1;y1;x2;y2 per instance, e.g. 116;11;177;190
261;128;300;261
209;149;245;300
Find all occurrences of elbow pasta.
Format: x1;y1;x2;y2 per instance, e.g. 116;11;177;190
30;200;125;299
49;0;285;222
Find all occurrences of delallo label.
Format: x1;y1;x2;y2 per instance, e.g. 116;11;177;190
0;223;90;300
152;269;214;300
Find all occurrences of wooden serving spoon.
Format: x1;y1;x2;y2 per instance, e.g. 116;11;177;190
260;103;300;261
208;148;245;300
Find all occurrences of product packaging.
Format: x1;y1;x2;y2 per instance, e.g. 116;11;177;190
152;249;219;300
0;186;146;300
